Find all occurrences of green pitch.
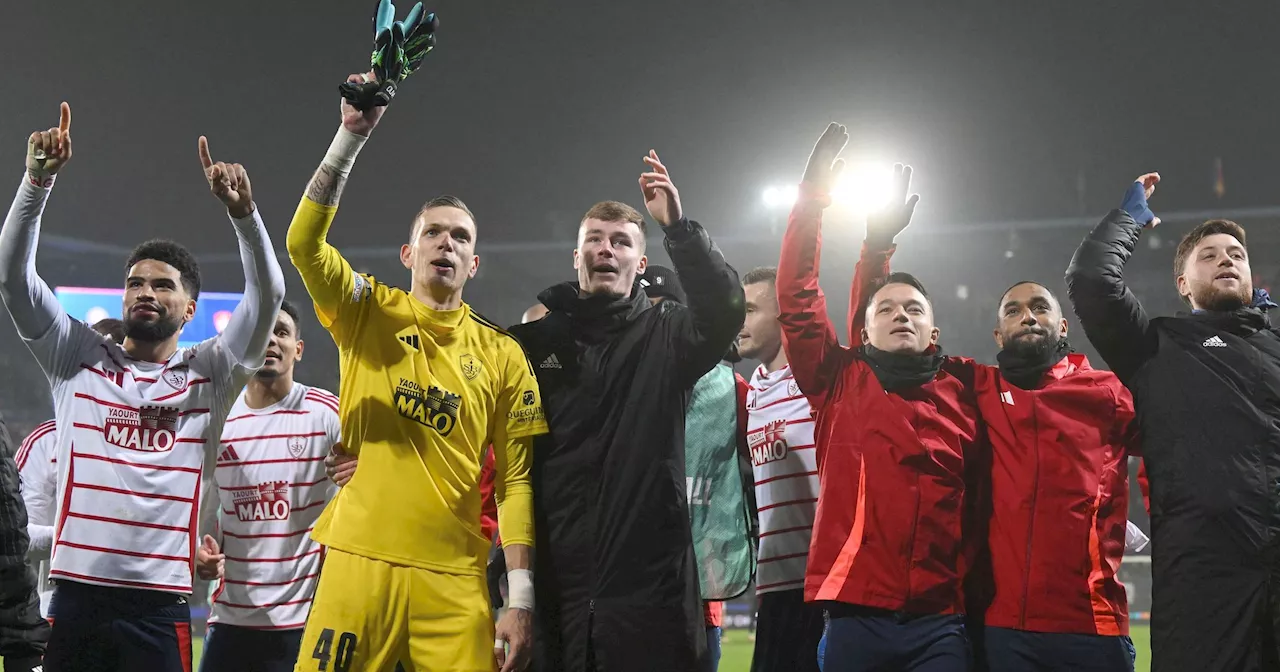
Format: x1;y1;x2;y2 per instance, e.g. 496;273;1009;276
22;625;1149;670
715;626;1153;672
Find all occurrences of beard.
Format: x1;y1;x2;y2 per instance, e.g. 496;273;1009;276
1191;281;1251;312
1002;327;1061;361
124;310;182;343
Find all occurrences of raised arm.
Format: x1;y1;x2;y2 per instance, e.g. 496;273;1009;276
776;124;851;405
0;104;77;353
1065;174;1159;382
846;164;919;346
197;137;285;371
638;151;745;382
286;72;387;333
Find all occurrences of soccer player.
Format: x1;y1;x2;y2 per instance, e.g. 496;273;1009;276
508;157;744;671
776;124;980;672
18;319;126;619
0;103;285;671
734;266;826;672
1067;174;1280;671
974;281;1139;672
286;72;547;672
195;301;341;672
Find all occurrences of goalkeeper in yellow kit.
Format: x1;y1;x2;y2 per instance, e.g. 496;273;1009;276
285;70;547;672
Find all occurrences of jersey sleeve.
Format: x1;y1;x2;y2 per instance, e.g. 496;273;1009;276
17;427;56;559
495;340;549;442
488;339;546;549
285;197;375;347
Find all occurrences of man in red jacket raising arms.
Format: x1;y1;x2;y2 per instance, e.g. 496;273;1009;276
974;281;1140;671
777;122;982;672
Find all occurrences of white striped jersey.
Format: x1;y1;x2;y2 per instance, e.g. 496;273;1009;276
208;383;339;629
16;420;56;616
29;320;248;594
746;364;819;595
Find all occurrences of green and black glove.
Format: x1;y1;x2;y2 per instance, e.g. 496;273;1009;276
339;0;439;111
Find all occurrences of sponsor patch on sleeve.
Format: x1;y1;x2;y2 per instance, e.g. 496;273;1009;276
351;272;372;303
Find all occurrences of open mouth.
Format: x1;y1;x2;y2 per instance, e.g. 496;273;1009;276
1215;271;1240;281
592;264;619;275
890;326;914;336
431;259;455;271
264;351;283;362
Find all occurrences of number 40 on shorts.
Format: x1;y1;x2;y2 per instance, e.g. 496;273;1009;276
312;628;358;672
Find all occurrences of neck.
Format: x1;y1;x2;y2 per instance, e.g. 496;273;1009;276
123;336;180;364
244;374;293;409
577;285;632;301
761;344;788;373
412;281;463;311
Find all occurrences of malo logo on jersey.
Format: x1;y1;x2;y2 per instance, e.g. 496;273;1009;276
162;368;188;391
104;405;180;453
748;418;789;467
233;481;291;522
394;378;462;436
287;436;306;458
460;353;482;380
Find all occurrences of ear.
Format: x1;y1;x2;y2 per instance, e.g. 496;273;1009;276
993;328;1004;348
295;339;305;361
467;254;480;280
573;248;581;270
637;255;648;274
400;243;413;270
184;298;197;324
929;326;940;345
861;327;870;344
1175;273;1188;301
1058;317;1069;338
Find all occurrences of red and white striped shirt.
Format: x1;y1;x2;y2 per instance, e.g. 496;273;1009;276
31;325;248;594
16;420;57;615
746;364;819;595
208;383;340;629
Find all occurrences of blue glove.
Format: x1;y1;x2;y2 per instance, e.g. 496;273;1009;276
1119;180;1157;228
1253;288;1279;310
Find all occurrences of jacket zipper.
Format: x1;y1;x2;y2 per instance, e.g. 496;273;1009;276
1021;394;1040;629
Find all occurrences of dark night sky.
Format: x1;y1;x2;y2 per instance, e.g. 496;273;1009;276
2;1;1279;427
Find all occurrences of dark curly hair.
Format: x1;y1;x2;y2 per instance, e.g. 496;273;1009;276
126;239;201;299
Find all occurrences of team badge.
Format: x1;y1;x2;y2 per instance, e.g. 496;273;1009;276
460;353;481;380
163;368;188;391
788;380;799;396
287;436;306;458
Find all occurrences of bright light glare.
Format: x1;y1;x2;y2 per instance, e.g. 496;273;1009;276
762;185;799;208
831;163;894;212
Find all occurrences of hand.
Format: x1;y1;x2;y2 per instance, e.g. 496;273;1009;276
195;534;224;581
865;164;920;245
801;122;848;193
1121;172;1161;228
638;150;683;227
198;136;255;219
494;607;533;672
326;443;357;487
27;102;73;179
341;72;388;137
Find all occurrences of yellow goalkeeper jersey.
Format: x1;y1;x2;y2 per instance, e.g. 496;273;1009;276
286;198;547;575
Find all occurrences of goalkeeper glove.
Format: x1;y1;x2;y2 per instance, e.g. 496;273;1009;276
339;0;439;111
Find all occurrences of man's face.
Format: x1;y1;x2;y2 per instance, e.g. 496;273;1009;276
258;311;303;380
738;281;782;362
994;283;1067;357
574;218;647;299
1177;232;1252;311
122;260;195;343
861;282;939;354
400;206;480;296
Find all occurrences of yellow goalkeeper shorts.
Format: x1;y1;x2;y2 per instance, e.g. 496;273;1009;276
294;548;495;672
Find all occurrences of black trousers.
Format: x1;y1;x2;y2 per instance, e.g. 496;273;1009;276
751;589;825;672
200;623;304;672
44;581;192;672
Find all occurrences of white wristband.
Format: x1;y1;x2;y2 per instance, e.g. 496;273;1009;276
321;127;368;176
507;568;534;612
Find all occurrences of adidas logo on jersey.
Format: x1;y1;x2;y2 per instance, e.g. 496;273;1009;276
540;354;562;369
1203;335;1227;348
399;334;421;351
217;445;241;463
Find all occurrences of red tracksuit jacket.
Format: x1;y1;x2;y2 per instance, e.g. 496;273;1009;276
777;183;982;615
975;356;1138;635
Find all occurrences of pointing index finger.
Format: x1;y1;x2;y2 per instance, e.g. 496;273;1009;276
58;102;71;134
198;136;213;170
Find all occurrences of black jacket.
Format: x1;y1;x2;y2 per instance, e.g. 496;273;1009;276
0;413;49;671
509;218;744;672
1066;209;1280;672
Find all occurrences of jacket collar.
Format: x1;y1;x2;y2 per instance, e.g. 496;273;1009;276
538;279;650;334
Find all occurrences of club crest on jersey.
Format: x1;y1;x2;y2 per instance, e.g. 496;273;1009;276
460;353;481;381
788;380;800;396
104;405;180;453
232;481;291;522
748;418;789;467
287;436;306;458
163;367;188;391
394;378;462;436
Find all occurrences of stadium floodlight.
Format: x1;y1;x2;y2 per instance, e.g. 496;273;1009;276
830;163;894;212
762;185;799;209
